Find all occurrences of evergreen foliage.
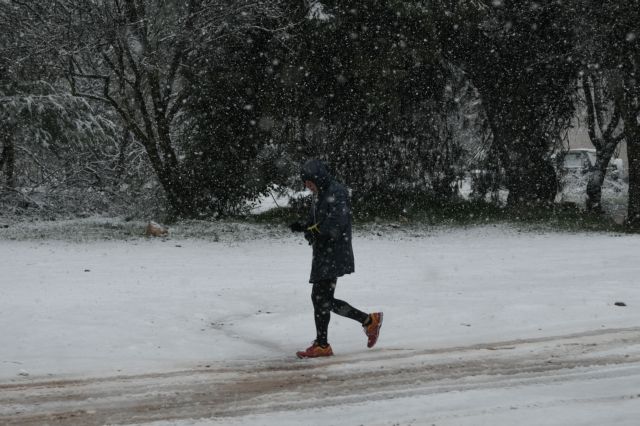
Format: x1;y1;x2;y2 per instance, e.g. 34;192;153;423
0;0;638;225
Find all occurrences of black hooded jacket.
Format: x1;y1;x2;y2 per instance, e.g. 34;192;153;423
300;160;355;283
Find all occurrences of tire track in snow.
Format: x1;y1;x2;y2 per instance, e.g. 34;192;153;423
1;327;640;425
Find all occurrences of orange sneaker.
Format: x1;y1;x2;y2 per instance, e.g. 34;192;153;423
296;341;334;358
364;312;383;348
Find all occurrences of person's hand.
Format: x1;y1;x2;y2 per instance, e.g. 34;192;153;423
307;223;320;234
289;221;306;232
304;230;316;245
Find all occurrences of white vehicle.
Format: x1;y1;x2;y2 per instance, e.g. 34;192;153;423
558;148;625;180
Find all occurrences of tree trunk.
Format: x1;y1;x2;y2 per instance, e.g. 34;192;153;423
622;51;640;230
582;74;624;214
480;96;558;208
5;140;14;188
585;147;615;213
155;165;194;217
585;162;606;213
626;125;640;229
506;156;557;208
0;131;16;189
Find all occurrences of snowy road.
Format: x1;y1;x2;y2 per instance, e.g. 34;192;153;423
2;224;640;425
2;327;640;425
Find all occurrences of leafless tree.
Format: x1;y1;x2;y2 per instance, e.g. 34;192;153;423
4;0;285;216
581;71;626;213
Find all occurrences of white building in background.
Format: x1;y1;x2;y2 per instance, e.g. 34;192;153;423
562;112;628;180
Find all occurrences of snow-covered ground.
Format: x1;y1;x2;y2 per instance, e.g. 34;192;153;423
558;172;628;222
1;223;640;425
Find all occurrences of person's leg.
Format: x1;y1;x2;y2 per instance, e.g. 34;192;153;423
329;280;383;348
310;279;383;352
311;279;334;346
328;279;369;325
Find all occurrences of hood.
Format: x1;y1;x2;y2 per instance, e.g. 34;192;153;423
300;159;332;190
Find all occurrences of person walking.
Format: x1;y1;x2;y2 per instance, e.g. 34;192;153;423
290;159;383;358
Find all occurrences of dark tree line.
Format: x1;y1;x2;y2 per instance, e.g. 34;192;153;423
438;0;578;206
1;1;639;227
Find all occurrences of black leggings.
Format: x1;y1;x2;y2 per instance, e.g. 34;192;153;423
312;278;369;346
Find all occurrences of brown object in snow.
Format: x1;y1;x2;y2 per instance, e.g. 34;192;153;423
145;221;168;237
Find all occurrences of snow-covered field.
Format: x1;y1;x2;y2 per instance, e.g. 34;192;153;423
1;222;640;425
